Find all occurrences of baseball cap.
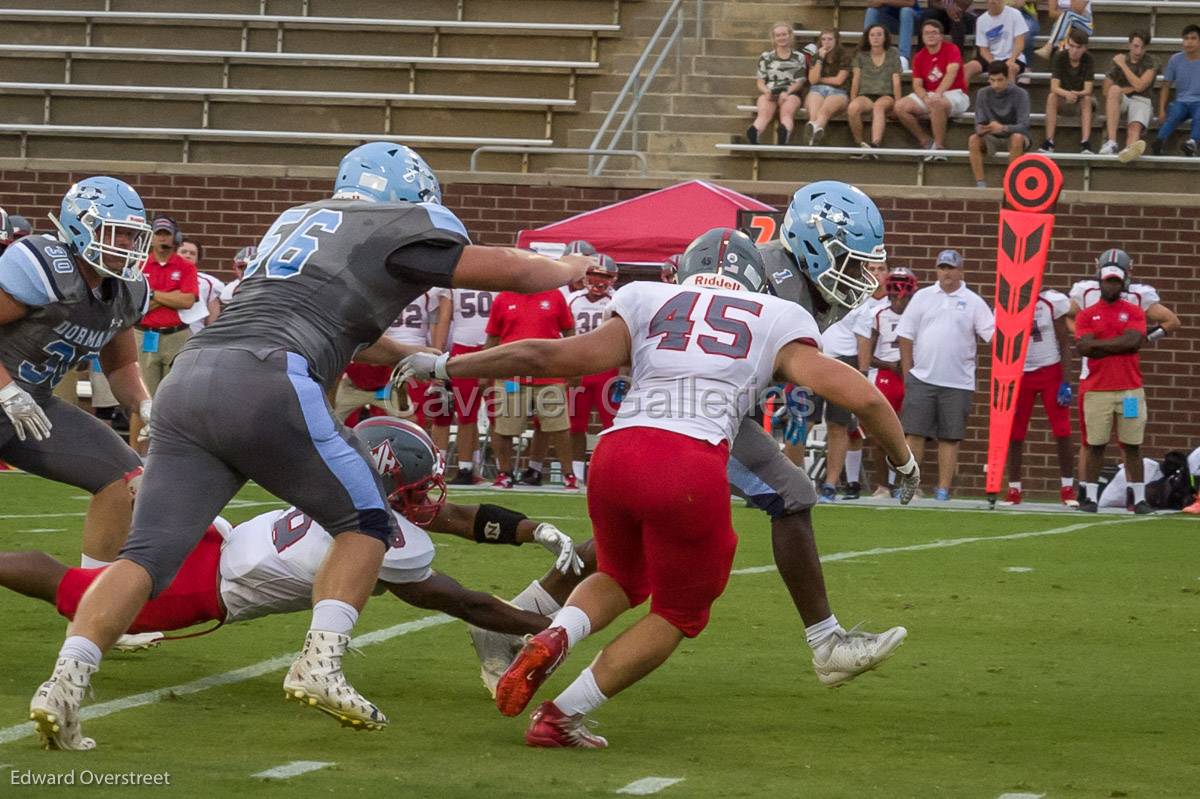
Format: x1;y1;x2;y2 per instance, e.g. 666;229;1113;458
151;216;178;235
935;249;963;269
1099;264;1127;281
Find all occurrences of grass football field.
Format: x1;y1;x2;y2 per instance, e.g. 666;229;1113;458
0;473;1196;798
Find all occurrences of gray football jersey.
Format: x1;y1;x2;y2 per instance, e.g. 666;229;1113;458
0;234;149;402
192;199;470;385
758;240;848;331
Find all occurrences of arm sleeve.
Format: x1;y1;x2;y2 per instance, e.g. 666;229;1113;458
974;296;996;343
1068;280;1088;308
974;90;994;126
1049;291;1070;319
756;52;769;82
0;247;55;307
1164;54;1177;83
894;292;925;340
1008;89;1031;137
384;203;471;288
1133;284;1161;307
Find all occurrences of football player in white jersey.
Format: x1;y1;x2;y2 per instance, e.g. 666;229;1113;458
429;286;496;483
175;238;225;332
565;255;620;484
397;228;919;748
855;266;918;496
1003;286;1076;506
214;245;256;311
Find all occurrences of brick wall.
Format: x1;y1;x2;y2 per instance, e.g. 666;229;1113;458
3;168;1195;498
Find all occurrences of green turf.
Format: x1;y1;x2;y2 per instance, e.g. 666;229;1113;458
1;473;1197;798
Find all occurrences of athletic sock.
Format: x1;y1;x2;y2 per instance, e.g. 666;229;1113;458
551;605;592;648
310;599;359;636
845;450;863;483
528;461;543;475
1130;482;1146;504
572;460;586;481
553;667;608;716
1083;482;1099;503
59;636;102;668
458;460;473;472
80;555;110;569
511;580;561;616
1060;476;1074;488
804;614;841;651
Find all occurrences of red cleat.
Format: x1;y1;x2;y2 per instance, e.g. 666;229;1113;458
1002;487;1022;505
494;627;569;718
525;701;607;749
1060;485;1078;507
1183;499;1200;515
562;474;579;491
492;471;514;489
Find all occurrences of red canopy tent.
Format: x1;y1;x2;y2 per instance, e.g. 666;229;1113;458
515;180;776;270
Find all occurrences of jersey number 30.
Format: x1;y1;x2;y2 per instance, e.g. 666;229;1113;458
648;291;761;359
244;208;344;280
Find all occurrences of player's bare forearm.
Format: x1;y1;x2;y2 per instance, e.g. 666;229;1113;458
0;287;30;326
354;337;435;366
428;502;538;543
452;247;590;294
151;290;197;310
857;334;873;373
898;337;914;377
1054;316;1072;372
100;330;150;407
1078;330;1142;356
1147;303;1180;333
448;317;630;380
385;574;549;635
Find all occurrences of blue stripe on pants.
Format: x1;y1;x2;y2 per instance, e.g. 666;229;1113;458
285;352;385;513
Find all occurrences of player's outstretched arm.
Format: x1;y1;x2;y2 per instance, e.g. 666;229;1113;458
453;248;591;294
353;335;436;366
427;503;585;574
384;573;550;636
448;316;630;381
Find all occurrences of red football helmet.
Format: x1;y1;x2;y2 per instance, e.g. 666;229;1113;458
584;254;618;295
884;267;918;298
661;254;681;284
353;416;447;526
231;245;257;276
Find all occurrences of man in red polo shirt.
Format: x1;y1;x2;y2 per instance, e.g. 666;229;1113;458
485;288;576;489
136;216;198;397
1075;258;1149;514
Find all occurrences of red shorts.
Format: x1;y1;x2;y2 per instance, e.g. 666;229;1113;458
874;366;905;415
407;380;452;427
434;343;487;426
586;428;738;638
569;369;620;434
1011;362;1071;442
56;528;225;633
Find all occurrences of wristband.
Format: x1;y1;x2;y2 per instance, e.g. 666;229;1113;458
1146;325;1166;342
0;381;21;402
433;352;450;380
473;503;528;545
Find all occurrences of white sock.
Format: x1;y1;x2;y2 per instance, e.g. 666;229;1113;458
1130;482;1145;503
551;605;592;649
310;599;359;636
59;635;102;667
511;580;561;615
887;468;896;485
553;667;608;717
1009;481;1022;491
458;460;473;472
845;450;863;483
1061;476;1074;488
804;614;841;651
80;554;110;569
1083;482;1099;503
528;460;543;474
572;460;586;481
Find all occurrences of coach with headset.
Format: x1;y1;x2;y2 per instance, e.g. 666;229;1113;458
136;215;198;396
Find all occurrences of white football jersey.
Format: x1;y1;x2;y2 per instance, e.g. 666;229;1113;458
822;295;885;358
1069;280;1159;380
605;282;821;446
218;277;242;306
567;289;613;335
448;289;495;347
218;507;434;623
385;290;442;347
180;272;226;332
1024;289;1069;371
867;304;904;365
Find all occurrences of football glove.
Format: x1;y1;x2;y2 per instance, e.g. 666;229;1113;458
137;399;153;443
1056;382;1073;408
889;451;920;505
393;351;449;387
532;523;584;575
0;381;52;442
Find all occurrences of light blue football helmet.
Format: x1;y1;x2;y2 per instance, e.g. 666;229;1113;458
780;180;886;310
49;177;153;281
333;142;442;204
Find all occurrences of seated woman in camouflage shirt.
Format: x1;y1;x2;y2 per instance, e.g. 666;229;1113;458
748;21;811;145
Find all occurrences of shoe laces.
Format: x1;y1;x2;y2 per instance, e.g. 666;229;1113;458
559;713;603;744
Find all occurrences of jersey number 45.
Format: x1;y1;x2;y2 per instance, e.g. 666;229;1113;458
649;291;762;359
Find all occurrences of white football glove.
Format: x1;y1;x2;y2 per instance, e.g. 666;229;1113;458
532;523;584;575
137;399;153;443
0;381;52;442
890;452;920;505
393;352;449;387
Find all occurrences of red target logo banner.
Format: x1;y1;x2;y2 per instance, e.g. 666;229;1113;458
986;155;1064;496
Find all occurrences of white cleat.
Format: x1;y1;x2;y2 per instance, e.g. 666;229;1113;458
812;624;907;687
29;658;97;751
467;625;524;698
112;632;165;653
283;631;387;731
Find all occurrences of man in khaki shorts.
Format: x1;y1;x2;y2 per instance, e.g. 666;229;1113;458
1099;30;1158;162
1074;256;1150;514
484;288;577;489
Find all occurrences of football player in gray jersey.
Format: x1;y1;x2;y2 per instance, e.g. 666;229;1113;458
725;182;914;686
30;142;592;751
0;177;154;569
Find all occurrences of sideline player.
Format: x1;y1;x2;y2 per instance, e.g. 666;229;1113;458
28;142;592;751
565;255;620;484
429;286;495;484
1;178;154;567
398;227;919;747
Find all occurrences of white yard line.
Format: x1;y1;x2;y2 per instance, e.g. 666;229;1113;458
616;777;684;795
997;793;1044;799
18;529;65;534
0;515;1145;747
252;761;334;780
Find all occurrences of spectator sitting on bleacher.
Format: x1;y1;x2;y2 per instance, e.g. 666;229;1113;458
803;29;850;145
748;22;812;146
1035;0;1092;62
969;60;1032;187
1099;30;1158;163
1039;27;1096;153
863;0;920;62
963;0;1029;84
1151;24;1200;157
894;19;969;160
921;0;976;53
1008;0;1041;77
848;25;904;157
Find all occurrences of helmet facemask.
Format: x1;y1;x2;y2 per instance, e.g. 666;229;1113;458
812;236;885;310
51;205;153;282
375;443;447;526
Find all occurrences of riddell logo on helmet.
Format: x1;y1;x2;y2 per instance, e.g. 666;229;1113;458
687;273;744;291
